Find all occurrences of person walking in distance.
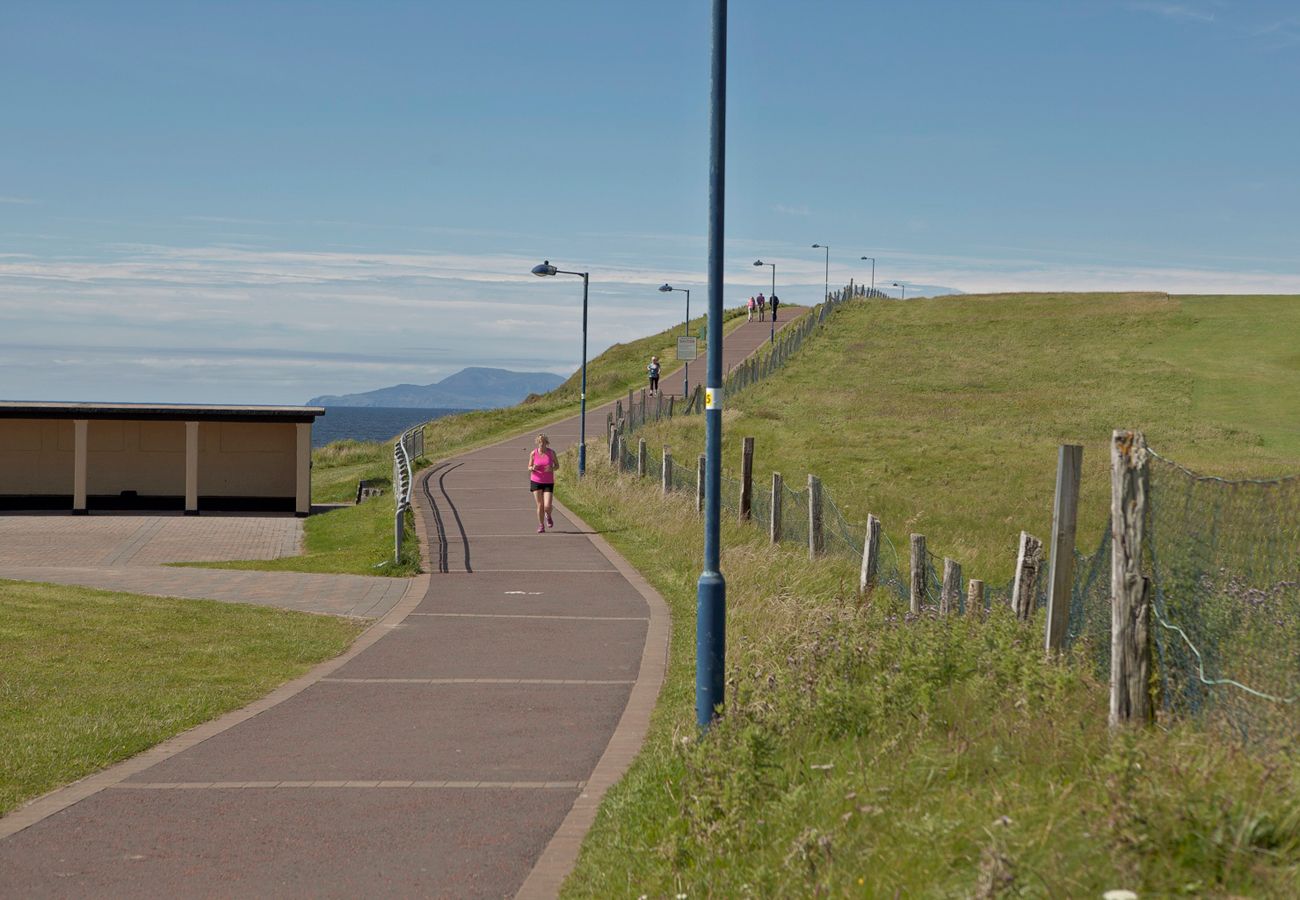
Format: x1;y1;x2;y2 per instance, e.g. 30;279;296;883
769;293;780;322
747;295;756;322
528;433;559;532
756;292;766;322
647;355;661;394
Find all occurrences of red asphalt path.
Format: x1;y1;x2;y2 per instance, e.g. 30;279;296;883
0;310;803;899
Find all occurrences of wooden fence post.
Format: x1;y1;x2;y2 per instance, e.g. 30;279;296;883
941;558;962;615
1110;429;1153;728
1045;444;1083;653
968;579;985;613
739;437;754;521
668;395;675;418
662;448;673;495
1011;531;1044;620
909;534;927;614
614;434;624;470
637;438;647;478
859;514;881;594
808;475;823;560
770;472;783;542
696;454;706;514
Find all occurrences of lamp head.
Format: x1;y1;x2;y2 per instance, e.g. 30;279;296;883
860;255;870;260
659;283;673;293
753;259;764;266
812;244;822;249
531;261;558;277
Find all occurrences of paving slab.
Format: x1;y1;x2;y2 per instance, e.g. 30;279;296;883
331;615;647;681
0;787;574;900
121;682;628;784
415;570;651;618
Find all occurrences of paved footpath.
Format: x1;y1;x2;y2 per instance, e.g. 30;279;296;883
0;513;409;618
0;311;802;899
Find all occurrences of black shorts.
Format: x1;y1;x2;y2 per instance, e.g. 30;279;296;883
530;481;554;492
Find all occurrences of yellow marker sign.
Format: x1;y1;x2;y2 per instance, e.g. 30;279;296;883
705;386;723;410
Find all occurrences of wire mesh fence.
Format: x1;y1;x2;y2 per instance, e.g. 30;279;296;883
1144;451;1300;738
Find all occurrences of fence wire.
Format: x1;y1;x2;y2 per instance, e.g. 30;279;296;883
1145;452;1300;739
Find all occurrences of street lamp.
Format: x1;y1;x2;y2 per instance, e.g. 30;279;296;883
698;0;727;730
891;281;907;300
531;260;590;476
753;259;776;343
658;283;691;399
859;256;875;296
811;243;829;304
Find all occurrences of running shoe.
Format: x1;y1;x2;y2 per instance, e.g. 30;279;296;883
537;525;545;533
546;513;554;528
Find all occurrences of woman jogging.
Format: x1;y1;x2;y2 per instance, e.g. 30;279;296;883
647;355;661;394
527;432;559;532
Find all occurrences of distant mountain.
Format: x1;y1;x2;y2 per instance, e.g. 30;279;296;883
309;367;566;409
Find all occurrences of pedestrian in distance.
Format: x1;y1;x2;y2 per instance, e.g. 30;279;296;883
647;355;661;394
770;294;780;322
747;295;755;322
528;432;559;532
757;292;766;321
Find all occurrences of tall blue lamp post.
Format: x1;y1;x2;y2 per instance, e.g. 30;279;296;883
698;0;728;729
811;243;830;303
860;256;875;296
658;283;691;399
531;260;589;476
752;258;775;343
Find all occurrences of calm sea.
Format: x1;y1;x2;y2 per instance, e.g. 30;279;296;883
312;406;470;448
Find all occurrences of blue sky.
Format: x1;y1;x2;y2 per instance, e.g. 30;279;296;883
3;0;1299;404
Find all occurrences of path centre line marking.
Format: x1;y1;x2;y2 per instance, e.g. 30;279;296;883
471;568;617;574
408;612;649;622
108;780;584;791
321;677;636;685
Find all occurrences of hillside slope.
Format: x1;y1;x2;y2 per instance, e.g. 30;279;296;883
632;292;1300;580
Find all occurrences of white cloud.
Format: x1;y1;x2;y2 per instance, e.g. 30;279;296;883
1129;2;1218;24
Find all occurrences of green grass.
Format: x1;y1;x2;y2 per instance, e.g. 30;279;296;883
629;292;1300;582
187;309;750;578
556;451;1300;898
0;580;363;816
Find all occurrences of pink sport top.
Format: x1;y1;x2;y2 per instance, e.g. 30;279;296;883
530;448;557;484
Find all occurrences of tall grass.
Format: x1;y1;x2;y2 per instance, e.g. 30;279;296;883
558;456;1300;898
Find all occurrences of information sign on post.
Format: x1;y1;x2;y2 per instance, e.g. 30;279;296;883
677;336;699;361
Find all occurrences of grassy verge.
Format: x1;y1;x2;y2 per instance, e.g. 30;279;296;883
557;457;1300;898
628;293;1300;582
186;309;749;577
0;580;363;816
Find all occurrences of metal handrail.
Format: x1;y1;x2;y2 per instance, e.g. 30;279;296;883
392;426;423;562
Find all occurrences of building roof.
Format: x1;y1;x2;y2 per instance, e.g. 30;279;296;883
0;401;325;423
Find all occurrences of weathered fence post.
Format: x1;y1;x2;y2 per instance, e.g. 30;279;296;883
808;474;824;560
1011;531;1044;620
668;395;675;418
859;513;880;594
968;579;985;613
1110;429;1153;728
662;448;673;495
637;438;647;478
614;434;625;471
941;558;962;615
909;534;927;614
770;472;783;542
739;437;754;521
696;454;706;514
1045;444;1083;653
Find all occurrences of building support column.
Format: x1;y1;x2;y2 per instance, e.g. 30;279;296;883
295;422;311;517
73;419;88;515
185;421;199;516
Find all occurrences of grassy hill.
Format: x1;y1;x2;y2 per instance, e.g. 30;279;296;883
556;292;1300;897
626;292;1300;581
